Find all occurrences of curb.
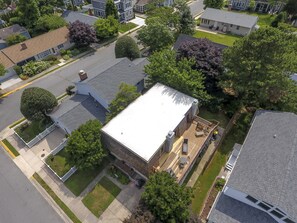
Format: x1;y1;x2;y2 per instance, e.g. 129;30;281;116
0;140;16;159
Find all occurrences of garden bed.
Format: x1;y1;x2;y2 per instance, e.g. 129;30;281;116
107;165;130;185
119;22;138;33
45;149;71;177
82;176;121;217
14;119;53;142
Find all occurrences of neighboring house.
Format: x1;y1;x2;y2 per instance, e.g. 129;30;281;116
200;8;258;36
61;10;99;26
101;83;219;182
49;57;148;133
0;27;72;82
134;0;174;13
208;110;297;223
0;24;31;49
64;0;84;6
230;0;285;12
92;0;134;22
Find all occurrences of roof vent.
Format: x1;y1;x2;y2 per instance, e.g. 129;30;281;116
78;70;88;81
20;43;27;50
273;134;277;138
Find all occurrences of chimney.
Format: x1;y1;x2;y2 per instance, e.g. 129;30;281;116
191;99;199;118
20;43;27;50
78;70;88;81
164;131;175;153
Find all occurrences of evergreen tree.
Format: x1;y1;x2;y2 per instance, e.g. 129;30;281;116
105;0;119;19
17;0;40;28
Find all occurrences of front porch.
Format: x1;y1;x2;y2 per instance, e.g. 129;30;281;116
155;116;219;183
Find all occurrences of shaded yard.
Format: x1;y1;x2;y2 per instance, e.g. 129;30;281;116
82;176;121;217
199;108;230;128
107;165;130;185
46;149;71;177
191;113;252;214
119;22;138;33
65;157;111;196
193;31;241;46
15;119;52;142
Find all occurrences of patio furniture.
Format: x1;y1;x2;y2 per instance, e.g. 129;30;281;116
195;131;204;137
179;157;188;168
182;139;188;155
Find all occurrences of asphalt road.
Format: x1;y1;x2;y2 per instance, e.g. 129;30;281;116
0;42;116;131
0;148;65;223
189;0;205;17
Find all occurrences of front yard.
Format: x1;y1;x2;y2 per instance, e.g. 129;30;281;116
193;31;241;46
14;119;53;142
46;149;71;177
82;176;121;217
107;165;130;185
119;22;138;33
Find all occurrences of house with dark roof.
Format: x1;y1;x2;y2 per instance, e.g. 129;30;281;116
230;0;284;12
49;57;148;133
200;8;258;36
61;10;98;26
208;110;297;223
0;24;31;49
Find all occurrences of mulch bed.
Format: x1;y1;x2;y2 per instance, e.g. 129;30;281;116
200;180;220;220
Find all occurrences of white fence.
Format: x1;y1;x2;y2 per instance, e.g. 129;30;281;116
51;138;68;156
14;123;56;148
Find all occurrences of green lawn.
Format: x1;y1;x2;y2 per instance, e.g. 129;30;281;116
199;108;230;128
107;165;130;185
33;173;81;223
193;31;241;46
240;11;276;27
191;113;252;214
2;139;20;157
82;176;121;217
46;149;71;177
15;119;52;142
119;22;138;33
65;158;111;196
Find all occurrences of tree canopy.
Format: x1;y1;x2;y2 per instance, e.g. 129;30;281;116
105;0;119;19
17;0;40;28
219;27;297;112
34;15;67;34
38;0;64;15
6;34;27;46
94;16;119;40
20;87;57;121
106;83;140;122
115;36;140;60
0;64;6;76
65;120;106;169
175;0;196;35
136;17;174;52
284;0;297;16
69;21;97;47
177;38;224;93
145;49;209;101
142;172;193;222
203;0;224;9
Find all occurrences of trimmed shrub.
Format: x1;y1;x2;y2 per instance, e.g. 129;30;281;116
115;36;140;60
215;178;226;191
22;61;51;77
13;65;23;75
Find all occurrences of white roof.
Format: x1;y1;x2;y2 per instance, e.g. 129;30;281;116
102;83;197;162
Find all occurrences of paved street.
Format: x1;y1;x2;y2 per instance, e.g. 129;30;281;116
0;148;65;223
189;0;205;17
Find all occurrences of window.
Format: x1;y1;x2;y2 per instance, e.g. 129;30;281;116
38;49;51;59
284;218;295;223
258;202;271;211
236;26;240;30
270;210;284;219
246;195;257;203
230;24;233;27
275;208;286;215
57;44;64;49
263;201;273;207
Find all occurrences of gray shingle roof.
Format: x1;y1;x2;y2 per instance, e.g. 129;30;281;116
82;57;147;104
50;95;107;132
0;24;28;40
208;193;277;223
201;8;258;28
227;110;297;221
61;10;98;26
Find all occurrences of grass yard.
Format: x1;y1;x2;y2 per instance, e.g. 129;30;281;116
65;158;111;196
46;149;71;177
14;119;52;142
199;108;230;129
193;31;241;46
1;139;20;157
119;22;138;33
191;113;252;214
82;176;121;217
241;11;276;27
107;165;130;185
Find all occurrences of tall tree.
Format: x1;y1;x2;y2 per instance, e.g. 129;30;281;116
65;120;106;169
146;7;180;30
145;49;209;101
38;0;64;15
0;64;6;76
219;27;297;111
69;21;97;47
115;36;140;60
136;17;174;52
177;38;224;93
94;16;119;40
105;0;119;19
106;83;140;122
175;0;195;35
203;0;224;9
20;87;57;121
142;172;193;222
17;0;40;28
34;15;67;34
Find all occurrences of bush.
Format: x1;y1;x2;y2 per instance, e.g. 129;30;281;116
115;36;140;60
19;74;29;80
43;55;58;62
22;61;51;77
13;65;23;75
60;49;67;56
66;85;75;95
215;178;226;191
63;55;70;60
70;48;80;56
